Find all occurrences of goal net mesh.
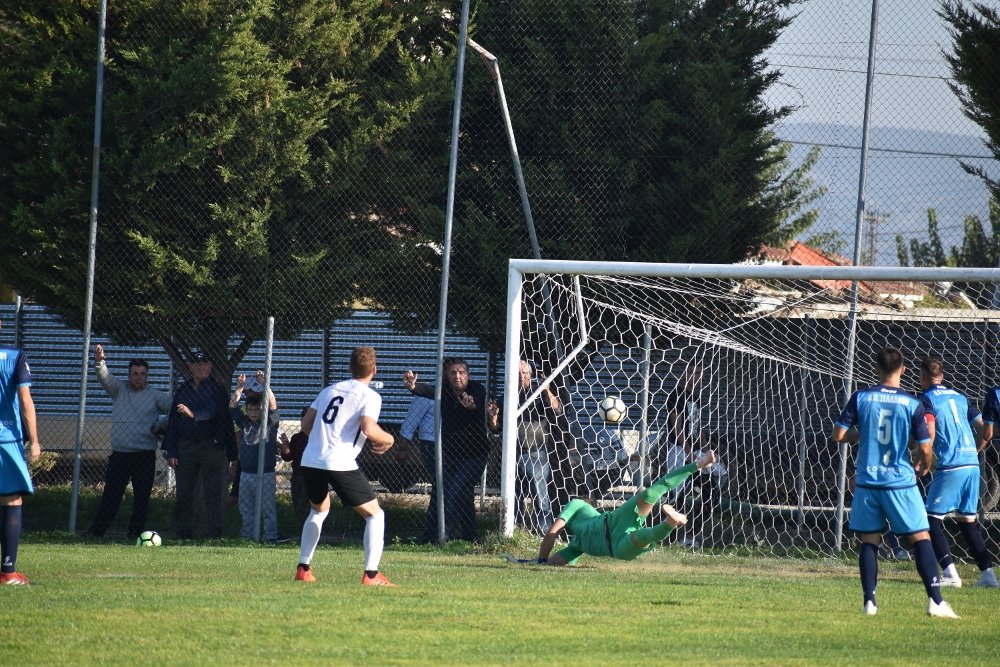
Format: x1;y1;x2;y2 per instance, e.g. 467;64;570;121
506;266;1000;557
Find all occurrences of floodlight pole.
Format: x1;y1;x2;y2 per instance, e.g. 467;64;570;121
835;0;880;555
433;0;472;544
69;0;109;532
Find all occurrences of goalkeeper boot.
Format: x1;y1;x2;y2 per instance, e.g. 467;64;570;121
362;571;398;587
295;565;316;582
862;601;877;616
927;599;960;619
661;504;688;528
939;574;962;588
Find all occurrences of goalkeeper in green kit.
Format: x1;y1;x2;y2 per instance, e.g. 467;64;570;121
536;450;716;565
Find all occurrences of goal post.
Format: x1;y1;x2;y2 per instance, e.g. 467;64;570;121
500;259;1000;557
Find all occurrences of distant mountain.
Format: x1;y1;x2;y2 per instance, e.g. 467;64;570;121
774;122;995;265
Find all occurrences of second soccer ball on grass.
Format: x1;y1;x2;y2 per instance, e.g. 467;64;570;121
597;396;627;423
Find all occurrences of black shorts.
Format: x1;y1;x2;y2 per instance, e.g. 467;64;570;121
300;466;377;508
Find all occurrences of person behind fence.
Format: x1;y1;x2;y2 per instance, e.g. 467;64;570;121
655;360;722;548
0;320;40;585
918;355;997;588
397;395;437;540
831;346;959;618
515;360;562;534
576;411;631;496
225;373;265;513
229;372;283;543
535;451;717;566
403;357;500;543
85;344;172;540
278;407;311;526
163;350;237;539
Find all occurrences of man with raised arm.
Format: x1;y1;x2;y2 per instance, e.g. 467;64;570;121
294;346;397;586
831;347;958;618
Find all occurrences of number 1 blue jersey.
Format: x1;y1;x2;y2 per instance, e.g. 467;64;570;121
919;385;980;470
836;384;930;489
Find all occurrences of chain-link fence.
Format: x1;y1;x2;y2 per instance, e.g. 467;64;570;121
2;0;999;549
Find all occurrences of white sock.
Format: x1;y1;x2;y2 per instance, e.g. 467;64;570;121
299;508;328;565
364;510;385;572
943;563;959;579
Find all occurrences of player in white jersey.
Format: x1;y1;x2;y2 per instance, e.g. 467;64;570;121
294;347;397;587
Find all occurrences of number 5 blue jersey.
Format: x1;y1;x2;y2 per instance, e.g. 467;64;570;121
920;385;980;470
836;384;930;489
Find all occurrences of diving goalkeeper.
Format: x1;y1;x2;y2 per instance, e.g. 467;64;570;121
537;450;716;565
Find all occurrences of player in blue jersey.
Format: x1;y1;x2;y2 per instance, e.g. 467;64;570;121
831;347;958;618
0;320;41;586
919;357;997;589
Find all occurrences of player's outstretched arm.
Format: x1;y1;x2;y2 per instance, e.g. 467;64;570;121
361;416;394;454
537;518;567;566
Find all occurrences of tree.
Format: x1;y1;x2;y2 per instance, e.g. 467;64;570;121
0;0;450;377
940;1;1000;203
629;0;802;263
403;0;817;350
896;209;948;267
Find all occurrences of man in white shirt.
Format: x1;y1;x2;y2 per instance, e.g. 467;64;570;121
294;346;397;586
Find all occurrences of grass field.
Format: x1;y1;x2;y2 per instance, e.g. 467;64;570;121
1;537;998;666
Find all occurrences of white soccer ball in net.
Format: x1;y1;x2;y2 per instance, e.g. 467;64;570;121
597;396;627;423
136;530;162;547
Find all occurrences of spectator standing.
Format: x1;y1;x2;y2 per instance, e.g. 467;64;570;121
515;360;562;534
278;407;311;525
0;320;40;585
230;373;282;542
831;347;958;618
397;395;436;540
163;351;237;538
403;358;500;542
294;346;397;586
655;361;724;548
85;344;172;539
919;356;997;588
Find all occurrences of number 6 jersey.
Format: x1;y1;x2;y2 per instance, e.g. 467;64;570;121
301;379;382;471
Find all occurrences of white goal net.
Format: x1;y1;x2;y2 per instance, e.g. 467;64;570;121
500;260;1000;558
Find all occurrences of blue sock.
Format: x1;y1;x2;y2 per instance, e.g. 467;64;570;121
912;538;943;604
928;517;954;569
859;542;878;605
1;505;22;574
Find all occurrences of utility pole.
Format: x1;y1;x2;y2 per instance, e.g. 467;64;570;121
863;209;889;265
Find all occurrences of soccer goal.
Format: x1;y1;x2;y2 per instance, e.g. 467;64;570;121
500;259;1000;557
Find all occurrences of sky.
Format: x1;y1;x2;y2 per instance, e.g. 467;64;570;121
762;0;995;265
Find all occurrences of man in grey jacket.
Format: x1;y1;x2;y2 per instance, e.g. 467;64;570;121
85;344;172;539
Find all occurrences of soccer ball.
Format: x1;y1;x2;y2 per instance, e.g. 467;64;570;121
136;530;162;547
597;396;627;423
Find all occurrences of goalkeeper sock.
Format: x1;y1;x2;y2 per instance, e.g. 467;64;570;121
639;463;697;505
630;521;677;547
859;542;878;605
298;507;328;566
913;538;944;604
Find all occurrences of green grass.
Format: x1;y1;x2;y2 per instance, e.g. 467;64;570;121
2;538;998;666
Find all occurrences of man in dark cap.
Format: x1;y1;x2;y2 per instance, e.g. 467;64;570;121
163;351;237;538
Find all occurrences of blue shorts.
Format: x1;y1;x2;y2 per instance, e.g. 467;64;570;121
925;465;980;518
0;440;34;496
850;485;928;536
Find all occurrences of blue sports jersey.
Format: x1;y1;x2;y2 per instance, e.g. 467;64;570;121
920;384;980;469
836;384;930;489
0;346;31;445
983;386;1000;426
